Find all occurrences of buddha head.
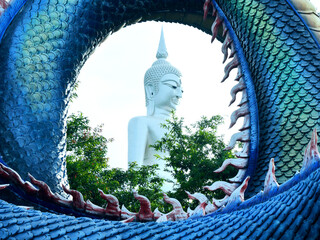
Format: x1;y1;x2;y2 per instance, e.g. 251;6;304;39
144;28;183;116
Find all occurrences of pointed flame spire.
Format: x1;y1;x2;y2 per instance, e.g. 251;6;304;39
156;27;168;59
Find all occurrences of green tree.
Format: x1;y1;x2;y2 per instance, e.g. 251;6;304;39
152;113;237;209
66;113;166;212
66;112;112;202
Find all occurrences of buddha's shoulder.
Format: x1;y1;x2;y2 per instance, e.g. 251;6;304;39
128;116;160;127
128;116;149;126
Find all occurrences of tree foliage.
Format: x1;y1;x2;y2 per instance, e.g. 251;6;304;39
152;113;237;208
66;112;237;212
66;113;166;212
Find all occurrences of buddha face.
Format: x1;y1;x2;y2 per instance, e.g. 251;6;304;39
153;73;183;111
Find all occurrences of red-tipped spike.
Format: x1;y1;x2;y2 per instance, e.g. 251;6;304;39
99;189;121;216
0;184;9;190
62;185;86;209
203;0;215;20
133;190;154;221
29;173;56;198
0;163;24;186
222;22;228;37
222;33;232;63
185;191;208;217
153;208;164;220
121;205;137;220
163;193;188;221
222;55;239;82
264;158;279;193
211;15;223;43
0;0;9;9
0;163;10;179
85;200;105;216
302;129;320;171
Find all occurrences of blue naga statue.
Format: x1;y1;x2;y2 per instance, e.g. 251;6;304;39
0;0;319;239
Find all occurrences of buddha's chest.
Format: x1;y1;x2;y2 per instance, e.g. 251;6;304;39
146;119;167;145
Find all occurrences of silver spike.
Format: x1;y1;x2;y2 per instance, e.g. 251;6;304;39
229;169;247;183
238;89;248;106
214;158;248;173
205;203;217;214
225;176;250;205
204;181;239;195
221;55;239;82
185;191;209;217
212;195;229;208
221;33;232;63
234;69;243;81
239;115;250;131
229;78;246;106
235;142;250;158
225;130;250;150
229;103;249;129
230;43;236;58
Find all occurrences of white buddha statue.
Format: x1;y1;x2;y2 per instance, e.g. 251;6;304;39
128;29;183;190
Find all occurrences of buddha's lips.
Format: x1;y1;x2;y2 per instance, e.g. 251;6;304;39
172;98;180;105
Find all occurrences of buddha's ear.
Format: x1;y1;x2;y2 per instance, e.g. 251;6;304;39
145;84;155;116
145;84;154;100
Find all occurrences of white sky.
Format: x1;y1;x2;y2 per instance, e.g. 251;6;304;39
68;1;320;169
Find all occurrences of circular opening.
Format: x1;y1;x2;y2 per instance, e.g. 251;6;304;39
68;22;246;169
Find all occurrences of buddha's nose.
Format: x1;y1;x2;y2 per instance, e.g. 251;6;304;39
176;88;183;98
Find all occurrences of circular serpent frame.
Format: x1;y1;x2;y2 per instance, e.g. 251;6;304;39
0;0;320;238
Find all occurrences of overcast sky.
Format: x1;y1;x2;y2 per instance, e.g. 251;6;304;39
69;2;320;169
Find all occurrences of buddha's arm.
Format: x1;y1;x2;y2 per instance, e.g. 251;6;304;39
128;117;148;167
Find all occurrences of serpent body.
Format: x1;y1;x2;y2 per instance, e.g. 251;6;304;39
0;0;319;238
